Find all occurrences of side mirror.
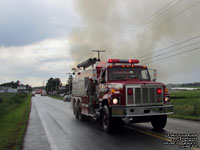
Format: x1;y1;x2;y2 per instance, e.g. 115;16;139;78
92;69;97;81
153;70;157;81
149;69;157;81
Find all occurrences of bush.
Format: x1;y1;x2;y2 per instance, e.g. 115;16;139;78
0;93;28;115
0;93;31;150
0;97;3;103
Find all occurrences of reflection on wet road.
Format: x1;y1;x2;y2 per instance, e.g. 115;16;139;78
23;95;200;150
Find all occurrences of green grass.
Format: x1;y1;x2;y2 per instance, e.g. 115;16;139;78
170;90;200;98
47;94;64;100
169;90;200;121
0;93;31;150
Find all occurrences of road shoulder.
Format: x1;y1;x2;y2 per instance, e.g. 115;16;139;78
23;98;51;150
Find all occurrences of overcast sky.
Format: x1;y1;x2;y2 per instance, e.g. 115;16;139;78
1;0;200;87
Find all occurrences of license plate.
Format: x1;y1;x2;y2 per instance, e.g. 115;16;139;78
112;109;124;116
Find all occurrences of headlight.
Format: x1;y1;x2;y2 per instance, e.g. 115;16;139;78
165;96;170;102
112;98;118;105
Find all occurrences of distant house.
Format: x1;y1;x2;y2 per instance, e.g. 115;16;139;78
7;88;17;93
171;87;199;91
0;87;5;93
17;85;27;93
0;86;17;93
59;86;66;93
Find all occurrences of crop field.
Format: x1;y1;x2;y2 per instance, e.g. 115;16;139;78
169;90;200;121
0;93;31;150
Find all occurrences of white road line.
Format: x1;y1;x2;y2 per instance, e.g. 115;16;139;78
33;97;58;150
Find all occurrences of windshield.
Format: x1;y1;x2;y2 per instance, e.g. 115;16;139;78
108;67;150;81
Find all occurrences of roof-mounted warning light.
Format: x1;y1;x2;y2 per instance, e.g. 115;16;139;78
128;59;139;64
108;59;139;64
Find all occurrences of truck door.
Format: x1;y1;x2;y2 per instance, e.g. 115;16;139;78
85;77;96;114
99;69;107;99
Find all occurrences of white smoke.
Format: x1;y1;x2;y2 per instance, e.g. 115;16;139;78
69;0;200;83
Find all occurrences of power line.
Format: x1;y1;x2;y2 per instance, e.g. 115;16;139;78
123;0;182;39
123;0;176;35
141;40;200;61
103;0;182;50
140;36;200;61
128;0;200;42
138;35;200;59
107;0;200;51
143;46;200;65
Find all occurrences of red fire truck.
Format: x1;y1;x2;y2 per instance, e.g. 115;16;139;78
71;58;173;132
35;89;42;94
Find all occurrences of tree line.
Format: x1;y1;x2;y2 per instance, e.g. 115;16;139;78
167;82;200;87
0;80;32;91
45;76;72;94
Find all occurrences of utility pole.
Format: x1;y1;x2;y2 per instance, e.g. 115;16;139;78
92;50;105;61
43;80;44;89
66;73;72;94
56;79;57;94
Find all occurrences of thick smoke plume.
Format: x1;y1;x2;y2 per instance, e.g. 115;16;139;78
69;0;200;83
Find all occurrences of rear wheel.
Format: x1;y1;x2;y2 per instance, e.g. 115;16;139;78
151;115;167;130
74;101;84;121
74;101;79;120
73;100;76;115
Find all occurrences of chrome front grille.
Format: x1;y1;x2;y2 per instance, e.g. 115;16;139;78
143;88;148;103
150;88;155;103
135;88;141;104
126;85;163;106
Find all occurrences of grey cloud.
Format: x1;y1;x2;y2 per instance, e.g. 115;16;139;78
0;62;67;84
0;0;79;47
38;57;70;64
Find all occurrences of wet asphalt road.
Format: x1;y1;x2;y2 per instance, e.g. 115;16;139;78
23;95;200;150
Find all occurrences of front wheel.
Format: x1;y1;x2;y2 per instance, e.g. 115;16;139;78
102;105;112;132
151;115;167;130
101;105;123;132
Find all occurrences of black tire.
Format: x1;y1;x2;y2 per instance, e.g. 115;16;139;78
102;105;113;132
74;101;79;120
77;102;83;121
73;101;76;115
151;115;167;130
75;101;84;121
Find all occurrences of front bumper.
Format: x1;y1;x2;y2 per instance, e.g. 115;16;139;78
111;105;173;117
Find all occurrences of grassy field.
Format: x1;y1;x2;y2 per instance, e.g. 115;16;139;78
0;93;31;150
47;94;64;100
169;90;200;121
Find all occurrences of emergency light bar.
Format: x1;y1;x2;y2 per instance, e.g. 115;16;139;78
108;59;139;64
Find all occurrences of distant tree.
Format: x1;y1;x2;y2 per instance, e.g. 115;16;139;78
54;78;61;93
46;78;54;93
0;80;20;89
46;78;61;94
26;84;32;91
68;75;73;94
167;82;200;88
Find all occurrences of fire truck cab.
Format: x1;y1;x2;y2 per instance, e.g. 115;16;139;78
71;58;173;132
